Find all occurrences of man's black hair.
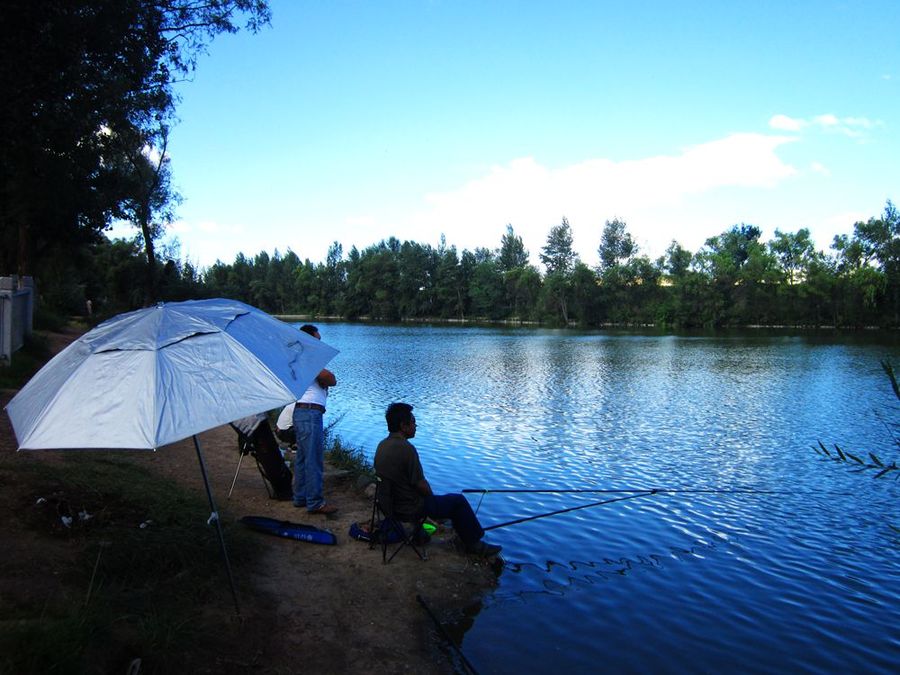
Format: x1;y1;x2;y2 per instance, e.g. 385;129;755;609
385;402;414;432
300;324;318;336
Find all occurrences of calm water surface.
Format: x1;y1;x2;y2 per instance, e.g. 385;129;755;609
317;324;900;674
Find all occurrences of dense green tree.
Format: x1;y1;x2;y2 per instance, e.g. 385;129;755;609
828;208;895;327
468;259;506;319
850;201;900;270
662;240;693;279
341;246;368;319
538;272;569;325
497;224;529;272
432;240;465;319
849;201;900;324
294;258;320;313
539;218;577;324
595;219;658;325
695;224;779;325
625;256;663;323
801;256;838;326
569;262;600;326
397;241;435;318
768;228;820;323
597;218;637;272
769;228;817;285
248;251;274;309
319;241;346;315
346;240;402;320
504;265;542;320
539;217;577;275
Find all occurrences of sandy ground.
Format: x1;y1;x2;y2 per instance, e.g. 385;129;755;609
0;327;500;674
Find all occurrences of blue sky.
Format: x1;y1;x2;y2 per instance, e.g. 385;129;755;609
113;0;900;270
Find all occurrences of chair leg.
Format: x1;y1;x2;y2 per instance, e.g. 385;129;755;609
369;499;380;553
227;452;244;498
383;518;428;563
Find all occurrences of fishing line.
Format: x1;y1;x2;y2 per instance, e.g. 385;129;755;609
465;488;650;495
472;489;488;516
464;487;846;496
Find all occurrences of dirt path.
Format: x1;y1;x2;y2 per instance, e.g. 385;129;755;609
0;329;500;673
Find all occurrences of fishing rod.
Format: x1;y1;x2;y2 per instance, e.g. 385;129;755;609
471;486;854;531
417;594;479;675
483;492;656;531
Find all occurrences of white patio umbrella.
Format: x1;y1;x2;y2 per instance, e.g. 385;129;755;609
4;298;339;613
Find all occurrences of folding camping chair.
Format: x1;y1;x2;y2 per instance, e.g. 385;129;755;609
369;475;428;563
229;418;293;501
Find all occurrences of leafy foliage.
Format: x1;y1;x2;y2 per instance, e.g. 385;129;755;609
0;0;271;302
813;358;900;483
811;441;898;480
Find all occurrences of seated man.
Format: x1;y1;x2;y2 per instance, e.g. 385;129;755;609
374;402;501;557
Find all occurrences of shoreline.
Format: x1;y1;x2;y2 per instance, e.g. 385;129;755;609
275;314;898;332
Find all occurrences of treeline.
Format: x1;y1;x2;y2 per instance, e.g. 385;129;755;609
68;202;900;329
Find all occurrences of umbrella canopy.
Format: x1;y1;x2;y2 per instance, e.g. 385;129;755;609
5;298;338;450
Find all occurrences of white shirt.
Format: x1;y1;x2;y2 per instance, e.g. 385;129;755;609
298;379;328;408
276;403;295;430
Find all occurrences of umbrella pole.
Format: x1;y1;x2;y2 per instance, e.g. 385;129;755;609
193;434;241;617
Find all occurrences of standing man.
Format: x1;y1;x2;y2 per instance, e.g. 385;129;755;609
293;324;338;514
374;402;501;557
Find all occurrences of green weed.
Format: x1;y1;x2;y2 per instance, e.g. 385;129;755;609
1;455;260;674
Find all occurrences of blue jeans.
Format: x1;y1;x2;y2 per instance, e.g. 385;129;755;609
292;407;325;511
424;493;484;548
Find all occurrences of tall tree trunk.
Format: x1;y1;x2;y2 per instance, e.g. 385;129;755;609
16;218;30;277
140;208;157;306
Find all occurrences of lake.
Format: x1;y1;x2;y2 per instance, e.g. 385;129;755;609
315;323;900;674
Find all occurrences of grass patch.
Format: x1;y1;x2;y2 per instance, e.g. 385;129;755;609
33;305;69;332
322;414;374;485
325;436;374;483
0;454;263;674
0;333;51;388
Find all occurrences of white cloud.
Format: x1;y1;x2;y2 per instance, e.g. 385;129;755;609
819;210;867;242
344;215;377;228
769;114;806;131
159;219;257;265
409;133;799;266
770;112;881;138
813;113;840;128
167;126;877;269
